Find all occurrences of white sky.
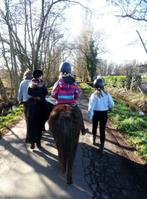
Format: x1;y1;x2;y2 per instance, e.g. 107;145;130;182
64;0;147;64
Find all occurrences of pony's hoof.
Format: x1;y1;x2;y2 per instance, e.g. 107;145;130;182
67;177;72;185
36;141;41;148
30;143;35;149
67;181;72;185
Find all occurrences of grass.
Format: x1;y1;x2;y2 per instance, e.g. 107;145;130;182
80;82;95;93
0;105;23;136
109;100;147;160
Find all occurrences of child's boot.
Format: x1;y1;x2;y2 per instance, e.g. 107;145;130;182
100;142;104;153
93;135;96;145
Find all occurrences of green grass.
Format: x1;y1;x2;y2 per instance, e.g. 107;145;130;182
142;76;147;82
109;100;147;160
0;105;23;135
80;82;94;94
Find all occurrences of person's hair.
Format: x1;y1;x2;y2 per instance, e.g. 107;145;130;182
23;69;32;80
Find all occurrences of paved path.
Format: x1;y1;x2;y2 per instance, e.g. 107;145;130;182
0;95;147;199
0;120;92;199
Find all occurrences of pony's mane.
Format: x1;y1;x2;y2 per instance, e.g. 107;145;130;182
51;104;73;116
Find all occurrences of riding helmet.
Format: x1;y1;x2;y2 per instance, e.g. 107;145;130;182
33;69;43;78
93;78;105;89
59;62;71;74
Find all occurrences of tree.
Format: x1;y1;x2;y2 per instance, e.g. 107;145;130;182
108;0;147;64
75;30;105;81
86;38;98;81
108;0;147;22
0;0;85;96
0;77;7;101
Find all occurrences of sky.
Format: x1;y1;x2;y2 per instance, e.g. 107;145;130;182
64;0;147;64
0;0;147;64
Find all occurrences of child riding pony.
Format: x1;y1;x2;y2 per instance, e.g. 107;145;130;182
49;62;88;184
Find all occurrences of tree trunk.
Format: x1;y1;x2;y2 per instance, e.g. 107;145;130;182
0;77;7;101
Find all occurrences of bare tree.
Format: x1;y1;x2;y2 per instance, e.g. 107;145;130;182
0;77;7;101
0;0;87;96
108;0;147;64
109;0;147;22
136;30;147;54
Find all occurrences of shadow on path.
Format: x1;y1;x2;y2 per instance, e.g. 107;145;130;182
80;141;147;199
0;124;91;199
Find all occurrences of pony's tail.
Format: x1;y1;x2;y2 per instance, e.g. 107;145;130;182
58;115;73;171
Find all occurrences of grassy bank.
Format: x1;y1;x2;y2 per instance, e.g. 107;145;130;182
0;105;23;136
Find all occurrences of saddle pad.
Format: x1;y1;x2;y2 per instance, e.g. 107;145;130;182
45;96;57;105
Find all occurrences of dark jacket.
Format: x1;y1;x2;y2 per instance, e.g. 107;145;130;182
28;78;48;101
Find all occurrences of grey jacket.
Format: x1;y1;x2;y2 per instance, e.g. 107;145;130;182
17;79;31;102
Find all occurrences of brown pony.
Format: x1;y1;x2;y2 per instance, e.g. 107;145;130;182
49;104;82;184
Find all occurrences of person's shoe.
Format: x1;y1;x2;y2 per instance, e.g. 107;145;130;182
93;136;96;145
93;139;96;145
81;128;89;135
30;143;35;149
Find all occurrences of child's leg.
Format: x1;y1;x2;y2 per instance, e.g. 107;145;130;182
74;105;88;135
41;101;54;131
92;112;99;144
99;111;108;150
24;102;30;142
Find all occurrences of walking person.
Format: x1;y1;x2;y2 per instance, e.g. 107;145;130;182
17;69;32;143
27;69;54;149
51;62;89;135
88;77;114;153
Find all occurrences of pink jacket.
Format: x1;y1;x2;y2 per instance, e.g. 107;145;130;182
51;78;81;105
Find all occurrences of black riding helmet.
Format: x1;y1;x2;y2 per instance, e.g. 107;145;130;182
93;78;105;89
33;69;43;78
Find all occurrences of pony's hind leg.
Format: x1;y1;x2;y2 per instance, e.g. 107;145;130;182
59;151;66;173
66;160;72;185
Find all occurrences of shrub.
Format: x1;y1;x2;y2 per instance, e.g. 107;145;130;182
104;76;126;88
